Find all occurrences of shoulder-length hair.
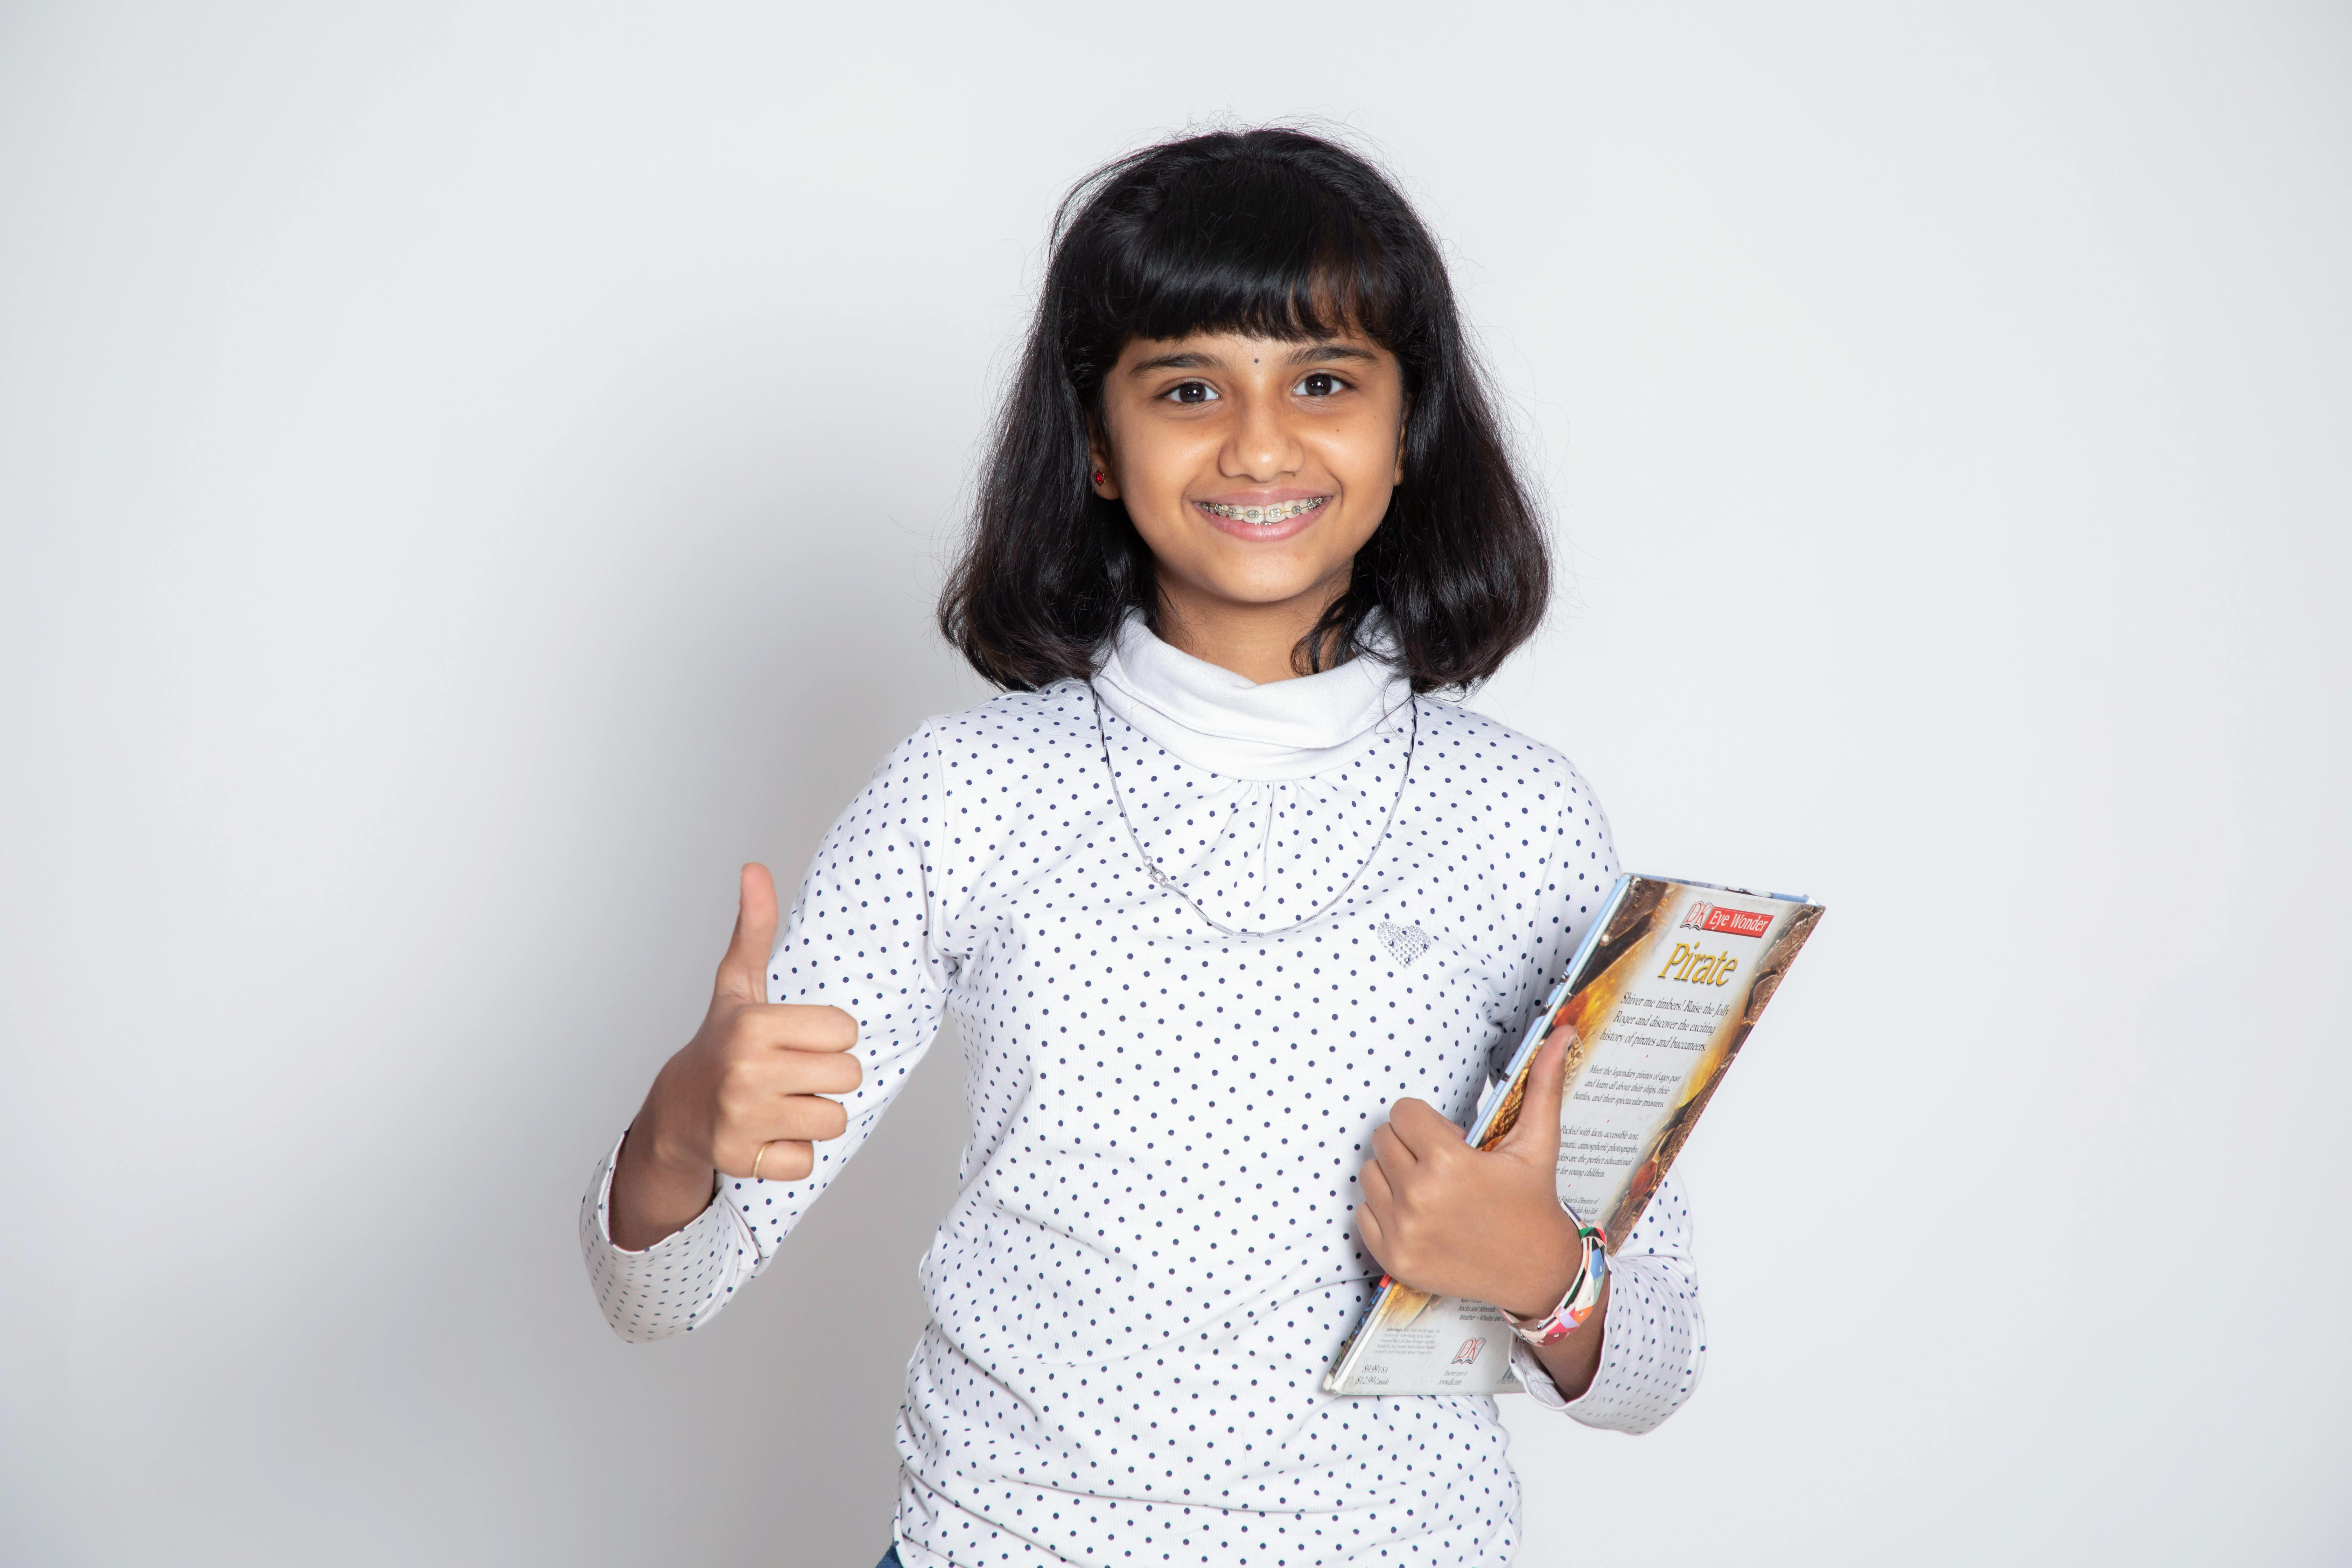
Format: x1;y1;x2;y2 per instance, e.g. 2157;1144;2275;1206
938;127;1549;694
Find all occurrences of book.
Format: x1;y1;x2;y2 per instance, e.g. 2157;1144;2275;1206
1323;873;1824;1396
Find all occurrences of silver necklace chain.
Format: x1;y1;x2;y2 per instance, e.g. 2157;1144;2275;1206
1087;680;1419;940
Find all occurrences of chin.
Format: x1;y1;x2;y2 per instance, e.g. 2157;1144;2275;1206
1194;567;1343;608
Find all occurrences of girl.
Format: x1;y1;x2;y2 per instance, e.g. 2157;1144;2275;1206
583;127;1703;1567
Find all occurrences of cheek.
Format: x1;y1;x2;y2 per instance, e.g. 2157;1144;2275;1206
1331;438;1400;544
1323;410;1404;489
1123;506;1197;569
1105;409;1208;495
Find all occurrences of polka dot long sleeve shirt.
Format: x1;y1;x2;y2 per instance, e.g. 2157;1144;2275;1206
581;621;1706;1567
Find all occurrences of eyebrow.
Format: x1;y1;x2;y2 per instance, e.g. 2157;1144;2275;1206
1128;350;1217;374
1125;342;1382;376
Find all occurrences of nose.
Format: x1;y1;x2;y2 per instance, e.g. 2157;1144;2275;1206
1221;386;1302;482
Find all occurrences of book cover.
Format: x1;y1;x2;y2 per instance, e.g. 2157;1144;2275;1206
1324;874;1824;1395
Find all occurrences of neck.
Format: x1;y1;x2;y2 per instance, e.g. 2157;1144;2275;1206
1153;578;1351;685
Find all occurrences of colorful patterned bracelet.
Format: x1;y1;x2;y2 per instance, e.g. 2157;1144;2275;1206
1500;1211;1609;1349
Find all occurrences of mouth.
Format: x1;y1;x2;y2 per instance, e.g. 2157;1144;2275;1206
1195;496;1330;525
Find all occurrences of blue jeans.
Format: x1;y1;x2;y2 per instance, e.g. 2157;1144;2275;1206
875;1548;902;1568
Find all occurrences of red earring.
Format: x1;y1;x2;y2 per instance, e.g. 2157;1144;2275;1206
1092;470;1105;485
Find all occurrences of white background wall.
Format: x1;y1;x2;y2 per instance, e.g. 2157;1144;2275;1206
3;4;2346;1563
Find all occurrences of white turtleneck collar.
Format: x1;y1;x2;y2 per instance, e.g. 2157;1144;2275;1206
1088;612;1414;782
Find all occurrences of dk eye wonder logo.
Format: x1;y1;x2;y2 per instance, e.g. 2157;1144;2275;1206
1679;901;1775;939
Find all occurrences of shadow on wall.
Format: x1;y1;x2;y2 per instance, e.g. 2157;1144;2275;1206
126;324;1005;1563
596;571;976;1552
550;358;987;1560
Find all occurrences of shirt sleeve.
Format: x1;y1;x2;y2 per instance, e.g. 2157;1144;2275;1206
579;723;952;1342
1484;752;1624;1082
1511;1168;1706;1432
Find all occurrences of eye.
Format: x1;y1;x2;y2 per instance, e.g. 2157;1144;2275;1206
1162;380;1218;405
1295;371;1347;397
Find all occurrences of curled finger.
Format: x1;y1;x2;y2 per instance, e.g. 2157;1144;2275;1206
1372;1120;1416;1172
726;1135;814;1183
775;1049;864;1098
765;1090;852;1143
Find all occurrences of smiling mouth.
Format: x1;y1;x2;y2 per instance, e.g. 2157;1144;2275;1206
1197;497;1330;525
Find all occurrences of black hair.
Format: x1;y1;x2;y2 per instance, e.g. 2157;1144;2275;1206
937;126;1549;694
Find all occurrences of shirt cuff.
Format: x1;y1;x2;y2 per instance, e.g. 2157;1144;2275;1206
579;1130;746;1340
1511;1326;1590;1412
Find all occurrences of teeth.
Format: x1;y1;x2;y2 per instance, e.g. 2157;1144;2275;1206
1199;497;1329;525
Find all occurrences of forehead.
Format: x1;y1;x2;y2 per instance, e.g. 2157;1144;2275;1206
1113;329;1395;372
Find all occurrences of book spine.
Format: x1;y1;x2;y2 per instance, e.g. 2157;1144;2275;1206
1463;873;1635;1147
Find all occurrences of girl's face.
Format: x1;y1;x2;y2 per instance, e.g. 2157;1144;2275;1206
1090;329;1406;668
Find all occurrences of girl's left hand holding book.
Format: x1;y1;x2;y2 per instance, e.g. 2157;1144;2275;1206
1355;1024;1612;1398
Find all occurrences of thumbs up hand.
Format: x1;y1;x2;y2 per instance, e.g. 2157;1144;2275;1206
1353;1023;1586;1322
608;864;861;1250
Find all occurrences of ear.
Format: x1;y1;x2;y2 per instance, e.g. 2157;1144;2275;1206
1086;422;1120;500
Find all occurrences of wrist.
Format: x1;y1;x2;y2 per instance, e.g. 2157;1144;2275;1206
626;1080;711;1185
1500;1208;1608;1348
1494;1206;1584;1320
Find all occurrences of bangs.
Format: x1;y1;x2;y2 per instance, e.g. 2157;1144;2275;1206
1054;145;1417;371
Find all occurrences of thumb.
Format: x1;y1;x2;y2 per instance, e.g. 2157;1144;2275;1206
713;862;779;1002
1494;1024;1573;1167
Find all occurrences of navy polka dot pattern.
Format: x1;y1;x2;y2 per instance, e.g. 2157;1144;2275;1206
582;682;1707;1566
1511;1176;1701;1428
